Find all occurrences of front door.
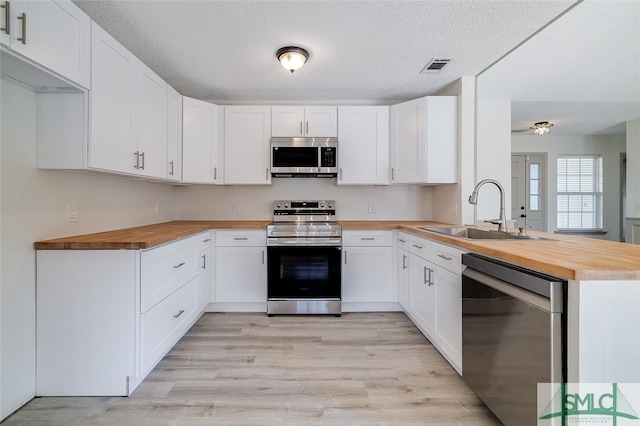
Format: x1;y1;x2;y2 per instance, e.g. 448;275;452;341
511;154;547;231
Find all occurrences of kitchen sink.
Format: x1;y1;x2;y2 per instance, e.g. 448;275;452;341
419;226;549;240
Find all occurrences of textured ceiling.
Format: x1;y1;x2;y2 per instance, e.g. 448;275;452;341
73;0;576;103
73;0;638;136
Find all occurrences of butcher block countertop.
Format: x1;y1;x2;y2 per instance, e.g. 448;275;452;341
34;220;640;281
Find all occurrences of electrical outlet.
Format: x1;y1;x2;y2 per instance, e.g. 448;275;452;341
367;203;375;213
232;203;239;214
67;205;78;222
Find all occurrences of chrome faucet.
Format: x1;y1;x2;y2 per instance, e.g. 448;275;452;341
468;179;508;233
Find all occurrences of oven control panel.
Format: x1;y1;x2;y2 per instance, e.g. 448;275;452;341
273;200;335;211
272;200;336;222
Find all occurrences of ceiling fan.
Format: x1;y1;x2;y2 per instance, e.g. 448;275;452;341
511;121;554;136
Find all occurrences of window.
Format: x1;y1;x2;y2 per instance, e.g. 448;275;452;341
556;155;603;230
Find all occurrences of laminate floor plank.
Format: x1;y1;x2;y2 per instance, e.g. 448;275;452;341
4;312;501;425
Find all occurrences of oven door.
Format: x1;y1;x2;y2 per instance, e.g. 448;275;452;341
267;245;341;299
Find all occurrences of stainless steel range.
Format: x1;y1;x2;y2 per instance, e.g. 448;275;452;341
267;200;342;316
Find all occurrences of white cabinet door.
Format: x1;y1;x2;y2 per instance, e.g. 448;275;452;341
215;246;266;303
337;106;389;185
167;86;182;181
182;96;220;183
135;61;167;179
398;247;410;310
271;106;305;136
224;105;271;184
7;0;90;88
342;246;394;303
304;106;337;137
390;96;457;184
89;22;137;174
271;106;337;137
431;264;461;370
408;253;434;333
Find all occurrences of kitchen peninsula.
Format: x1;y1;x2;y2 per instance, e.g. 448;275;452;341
35;220;640;393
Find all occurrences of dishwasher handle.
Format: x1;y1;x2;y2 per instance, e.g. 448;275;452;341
463;268;552;312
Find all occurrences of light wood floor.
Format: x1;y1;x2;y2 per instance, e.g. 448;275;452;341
4;312;501;425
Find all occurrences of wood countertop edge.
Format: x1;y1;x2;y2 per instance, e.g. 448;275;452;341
33;220;640;282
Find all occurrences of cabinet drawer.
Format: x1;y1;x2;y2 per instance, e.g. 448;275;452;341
141;235;200;312
199;231;213;250
216;230;266;246
342;230;392;247
397;232;410;250
431;242;465;275
140;276;199;375
407;235;430;259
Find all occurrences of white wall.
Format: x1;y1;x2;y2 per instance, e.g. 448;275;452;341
176;178;432;220
474;100;512;225
512;133;626;242
431;76;476;226
626;118;640;219
0;80;178;419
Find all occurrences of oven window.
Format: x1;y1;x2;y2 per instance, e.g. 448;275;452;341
268;246;341;299
272;147;318;168
280;255;329;280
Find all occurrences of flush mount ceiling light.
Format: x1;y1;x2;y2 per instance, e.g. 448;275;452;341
530;121;554;136
276;46;309;73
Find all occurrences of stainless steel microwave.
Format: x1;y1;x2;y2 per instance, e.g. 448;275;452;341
270;137;338;178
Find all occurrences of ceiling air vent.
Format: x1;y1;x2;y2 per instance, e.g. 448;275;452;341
420;58;453;74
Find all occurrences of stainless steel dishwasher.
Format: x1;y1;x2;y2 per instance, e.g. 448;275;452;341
461;253;567;426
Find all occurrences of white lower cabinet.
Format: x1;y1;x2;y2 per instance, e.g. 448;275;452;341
342;231;395;307
198;231;214;309
399;233;464;374
36;232;209;396
215;230;267;309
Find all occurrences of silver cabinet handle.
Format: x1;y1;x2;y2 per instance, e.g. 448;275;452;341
262;250;265;264
398;238;406;243
361;237;375;241
173;262;185;269
437;254;452;261
173;309;185;319
140;151;145;170
169;160;174;176
344;250;348;264
305;121;309;134
234;237;248;241
203;238;211;243
423;266;428;284
266;167;269;180
412;244;423;249
213;167;217;180
391;167;395;181
402;254;407;270
134;151;140;169
428;268;433;286
1;1;9;35
339;168;343;180
201;254;206;269
299;121;303;134
16;12;25;44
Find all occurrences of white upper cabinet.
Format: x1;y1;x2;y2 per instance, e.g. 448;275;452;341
389;96;458;184
135;61;167;179
224;106;271;185
89;22;137;174
166;86;182;181
272;106;337;137
90;22;169;179
182;97;220;184
1;0;90;88
337;106;389;185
